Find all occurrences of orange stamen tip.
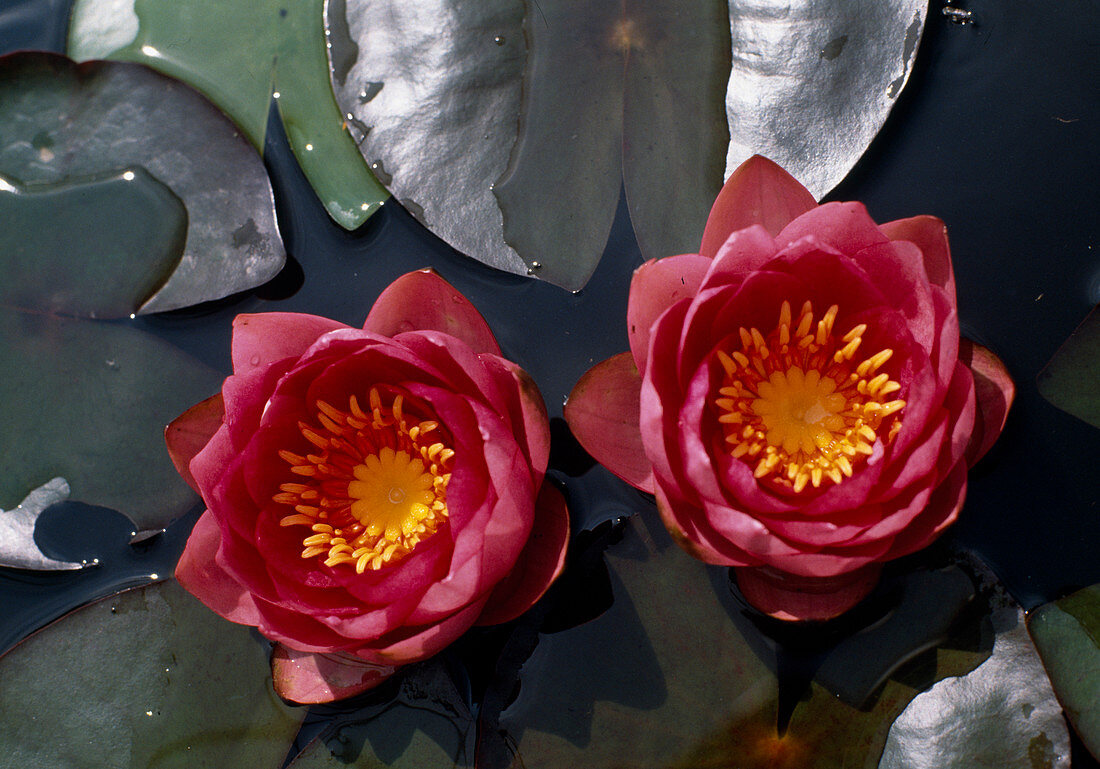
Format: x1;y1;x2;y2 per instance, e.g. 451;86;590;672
272;387;452;572
715;300;904;493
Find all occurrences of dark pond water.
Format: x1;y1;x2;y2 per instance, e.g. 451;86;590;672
1;0;1098;766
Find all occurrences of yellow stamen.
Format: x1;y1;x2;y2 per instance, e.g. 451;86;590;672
715;301;905;493
273;388;453;572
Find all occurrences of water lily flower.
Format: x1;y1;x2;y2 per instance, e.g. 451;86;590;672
566;156;1013;621
166;270;569;702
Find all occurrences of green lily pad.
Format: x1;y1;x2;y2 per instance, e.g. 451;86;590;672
1038;304;1100;429
68;0;388;231
0;168;185;318
287;659;473;768
0;308;222;531
0;580;303;769
330;0;926;290
1028;584;1100;761
492;513;1066;768
0;51;285;314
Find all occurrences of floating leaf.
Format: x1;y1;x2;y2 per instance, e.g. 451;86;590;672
1038;304;1100;429
0;52;285;314
880;604;1069;768
0;580;303;768
287;659;473;768
330;0;926;290
0;309;222;531
1029;584;1100;762
0;168;185;318
67;0;388;230
0;478;87;571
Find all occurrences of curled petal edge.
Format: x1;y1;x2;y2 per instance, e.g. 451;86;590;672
734;562;883;622
564;352;654;493
959;338;1015;466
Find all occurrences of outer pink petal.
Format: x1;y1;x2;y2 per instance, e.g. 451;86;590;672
272;645;395;704
165;393;224;493
479;355;551;487
363;269;501;356
231;313;347;373
959;339;1015;466
627;254;712;371
476;483;570;626
175;510;264;627
880;215;956;302
565;352;654;493
775;201;889;254
699;155;817;256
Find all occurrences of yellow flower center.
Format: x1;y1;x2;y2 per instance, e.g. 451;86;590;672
273;387;452;573
715;300;905;493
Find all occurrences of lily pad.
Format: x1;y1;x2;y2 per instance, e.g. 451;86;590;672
0;308;222;531
330;0;926;290
0;478;87;571
1038;304;1100;429
0;51;285;314
879;606;1069;768
1028;584;1100;761
67;0;388;230
0;580;303;769
0;168;185;318
287;659;474;768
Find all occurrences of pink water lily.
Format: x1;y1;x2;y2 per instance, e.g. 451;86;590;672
167;269;569;702
566;157;1013;621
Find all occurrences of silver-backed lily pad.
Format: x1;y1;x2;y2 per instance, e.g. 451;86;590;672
879;575;1069;767
0;478;87;571
331;0;926;290
0;580;304;769
0;51;285;314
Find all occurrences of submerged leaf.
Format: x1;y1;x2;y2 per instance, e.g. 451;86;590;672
0;478;86;571
1038;304;1100;429
0;51;284;314
1029;584;1100;762
0;580;303;768
68;0;388;230
331;0;926;290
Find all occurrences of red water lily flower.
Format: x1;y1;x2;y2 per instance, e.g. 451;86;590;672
566;157;1013;621
166;270;569;702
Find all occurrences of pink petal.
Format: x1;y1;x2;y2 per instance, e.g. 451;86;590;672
880;215;956;302
231;313;347;373
175;510;264;627
565;352;654;493
271;645;395;704
699;155;817;256
959;339;1015;466
477;483;570;626
627;254;712;371
775;201;889;254
363;269;501;356
734;562;882;622
165;393;224;493
365;598;489;666
479;355;552;487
